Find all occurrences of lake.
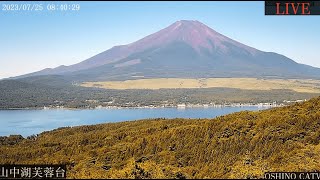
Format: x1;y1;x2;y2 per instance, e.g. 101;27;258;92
0;106;269;137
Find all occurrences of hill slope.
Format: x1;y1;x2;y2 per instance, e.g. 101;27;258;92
1;97;320;178
17;20;320;81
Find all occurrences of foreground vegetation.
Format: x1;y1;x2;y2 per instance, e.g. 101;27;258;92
1;97;320;178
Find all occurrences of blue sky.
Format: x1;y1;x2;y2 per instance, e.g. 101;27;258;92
0;1;319;79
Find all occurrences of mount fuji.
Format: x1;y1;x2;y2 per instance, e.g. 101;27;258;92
16;20;320;81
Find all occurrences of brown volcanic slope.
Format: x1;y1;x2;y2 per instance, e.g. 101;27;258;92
124;20;258;54
17;20;320;81
20;20;258;75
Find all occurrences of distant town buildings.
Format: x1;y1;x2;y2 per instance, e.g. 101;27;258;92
39;99;310;110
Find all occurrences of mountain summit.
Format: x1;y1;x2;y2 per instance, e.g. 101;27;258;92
17;20;320;80
126;20;257;54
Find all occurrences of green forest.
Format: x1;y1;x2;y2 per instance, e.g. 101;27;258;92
1;96;320;178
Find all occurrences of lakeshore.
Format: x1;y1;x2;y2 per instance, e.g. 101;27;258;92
38;99;306;110
2;102;285;111
0;105;269;137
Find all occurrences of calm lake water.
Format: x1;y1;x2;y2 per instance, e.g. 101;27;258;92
0;106;269;137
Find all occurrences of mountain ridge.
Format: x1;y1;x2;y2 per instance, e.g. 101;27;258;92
15;20;320;81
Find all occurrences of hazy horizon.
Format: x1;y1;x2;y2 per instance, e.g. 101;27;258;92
1;1;320;79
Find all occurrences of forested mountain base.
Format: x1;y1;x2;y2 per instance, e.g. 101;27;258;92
1;97;320;178
0;79;319;109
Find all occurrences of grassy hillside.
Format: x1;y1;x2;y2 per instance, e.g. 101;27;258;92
81;78;320;93
1;97;320;179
